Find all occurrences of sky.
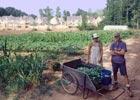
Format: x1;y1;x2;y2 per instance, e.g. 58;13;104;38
0;0;107;16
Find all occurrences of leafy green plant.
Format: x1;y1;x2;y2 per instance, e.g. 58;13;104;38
0;52;45;94
0;31;133;53
77;66;102;87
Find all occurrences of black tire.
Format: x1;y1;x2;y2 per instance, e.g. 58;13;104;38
61;72;79;95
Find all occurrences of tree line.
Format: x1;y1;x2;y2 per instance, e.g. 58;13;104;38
104;0;140;29
39;6;101;21
0;7;37;18
39;6;102;30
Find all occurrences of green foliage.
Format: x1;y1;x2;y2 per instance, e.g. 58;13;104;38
0;30;134;94
0;7;28;17
75;8;103;17
77;67;102;78
75;8;87;16
104;0;140;29
56;7;61;18
0;7;7;16
39;6;53;22
62;45;81;56
63;10;70;21
78;24;96;31
0;52;44;94
54;79;62;91
77;66;102;87
0;31;133;53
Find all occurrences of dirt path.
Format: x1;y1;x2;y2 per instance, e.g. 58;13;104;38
1;37;140;100
45;37;140;100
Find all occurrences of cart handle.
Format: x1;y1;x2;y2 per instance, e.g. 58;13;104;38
97;83;125;100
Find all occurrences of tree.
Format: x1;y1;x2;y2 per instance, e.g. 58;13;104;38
87;8;93;17
44;6;53;22
132;0;140;29
39;9;45;17
67;11;70;16
75;8;87;16
39;6;53;23
81;14;88;30
5;7;27;17
0;7;7;16
0;7;28;17
63;10;70;21
29;14;37;19
56;7;61;18
104;0;140;28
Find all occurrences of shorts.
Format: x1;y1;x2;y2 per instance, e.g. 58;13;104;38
112;61;127;76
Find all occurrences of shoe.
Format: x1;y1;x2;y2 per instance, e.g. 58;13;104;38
108;82;118;91
113;82;119;90
126;87;134;97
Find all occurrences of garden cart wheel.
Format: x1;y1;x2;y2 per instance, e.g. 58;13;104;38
61;72;79;95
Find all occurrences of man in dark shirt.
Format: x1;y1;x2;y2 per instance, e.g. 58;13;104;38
110;33;133;97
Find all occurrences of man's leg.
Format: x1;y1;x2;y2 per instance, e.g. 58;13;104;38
124;75;129;85
113;71;118;82
112;62;118;82
123;75;133;97
112;63;119;89
120;63;133;97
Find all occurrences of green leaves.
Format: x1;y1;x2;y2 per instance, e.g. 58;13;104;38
0;31;133;52
77;67;102;78
0;53;44;94
77;66;102;88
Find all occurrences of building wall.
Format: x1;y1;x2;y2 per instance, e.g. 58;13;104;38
0;16;103;31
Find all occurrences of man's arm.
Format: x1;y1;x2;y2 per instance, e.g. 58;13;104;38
87;43;92;62
110;50;117;55
110;43;117;55
114;49;126;55
114;42;127;55
99;42;103;61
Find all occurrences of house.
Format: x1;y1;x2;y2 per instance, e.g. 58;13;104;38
58;17;65;25
66;16;82;27
87;16;104;27
66;16;103;27
35;17;48;25
50;17;65;25
0;15;104;31
50;17;60;25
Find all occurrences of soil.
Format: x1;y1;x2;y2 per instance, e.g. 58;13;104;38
1;37;140;100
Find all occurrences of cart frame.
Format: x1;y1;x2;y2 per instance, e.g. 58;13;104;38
61;59;125;100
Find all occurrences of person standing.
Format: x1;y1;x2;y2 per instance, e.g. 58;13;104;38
110;33;133;97
88;33;103;66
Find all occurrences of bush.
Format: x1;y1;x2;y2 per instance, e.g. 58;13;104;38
85;24;97;30
97;20;106;30
77;23;97;31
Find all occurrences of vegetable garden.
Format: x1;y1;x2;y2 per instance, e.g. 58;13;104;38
0;30;133;95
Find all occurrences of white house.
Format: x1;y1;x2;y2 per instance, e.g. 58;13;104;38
66;16;82;27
